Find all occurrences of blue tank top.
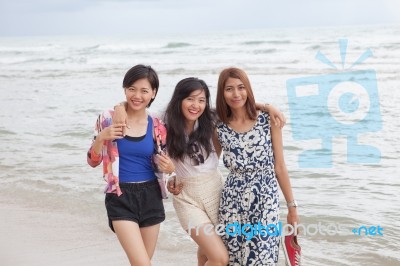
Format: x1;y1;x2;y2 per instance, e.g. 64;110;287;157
116;116;156;183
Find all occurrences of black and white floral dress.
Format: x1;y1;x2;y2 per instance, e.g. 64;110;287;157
217;111;280;265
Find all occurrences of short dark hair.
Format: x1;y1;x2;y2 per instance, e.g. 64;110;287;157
122;64;159;107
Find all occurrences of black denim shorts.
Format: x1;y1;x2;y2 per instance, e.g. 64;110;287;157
105;179;165;232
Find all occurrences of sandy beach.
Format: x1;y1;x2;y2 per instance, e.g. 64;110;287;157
0;185;292;266
0;194;294;266
0;203;126;266
0;187;198;266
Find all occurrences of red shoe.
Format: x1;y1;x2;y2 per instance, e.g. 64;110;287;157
282;234;301;266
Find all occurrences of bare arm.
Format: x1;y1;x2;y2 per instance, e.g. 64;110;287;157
113;102;128;135
213;128;222;158
270;122;299;226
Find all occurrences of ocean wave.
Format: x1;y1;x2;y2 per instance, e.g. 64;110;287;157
81;44;101;51
382;44;400;50
253;48;277;54
161;67;187;75
81;44;159;54
0;129;16;135
163;42;192;48
61;130;91;138
241;41;266;45
307;45;322;50
0;44;59;53
1;56;86;67
81;108;102;114
240;40;291;46
283;145;302;151
95;44;136;52
266;40;291;44
7;57;69;65
49;143;79;150
16;179;69;192
155;50;175;54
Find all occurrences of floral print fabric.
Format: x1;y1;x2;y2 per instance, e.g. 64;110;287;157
217;112;280;265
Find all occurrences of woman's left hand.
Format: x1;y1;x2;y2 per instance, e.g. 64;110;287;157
287;208;300;233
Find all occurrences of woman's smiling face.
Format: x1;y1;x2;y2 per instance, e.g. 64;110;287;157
181;89;206;123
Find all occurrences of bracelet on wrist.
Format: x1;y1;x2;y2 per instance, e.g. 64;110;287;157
287;200;298;208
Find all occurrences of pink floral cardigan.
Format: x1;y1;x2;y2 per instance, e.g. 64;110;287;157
87;109;167;196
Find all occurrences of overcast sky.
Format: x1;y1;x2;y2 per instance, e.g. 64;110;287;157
0;0;399;37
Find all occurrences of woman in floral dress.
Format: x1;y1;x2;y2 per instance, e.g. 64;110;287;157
214;67;299;265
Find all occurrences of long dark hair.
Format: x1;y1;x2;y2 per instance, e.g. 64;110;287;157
165;77;215;161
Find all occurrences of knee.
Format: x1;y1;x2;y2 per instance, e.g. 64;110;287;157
129;257;151;266
212;251;229;266
197;247;207;265
131;261;151;266
219;252;229;266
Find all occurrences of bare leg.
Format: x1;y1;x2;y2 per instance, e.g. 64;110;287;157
140;223;161;259
190;223;229;266
112;220;151;266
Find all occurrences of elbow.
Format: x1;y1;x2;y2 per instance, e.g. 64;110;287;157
87;151;101;168
87;158;99;168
